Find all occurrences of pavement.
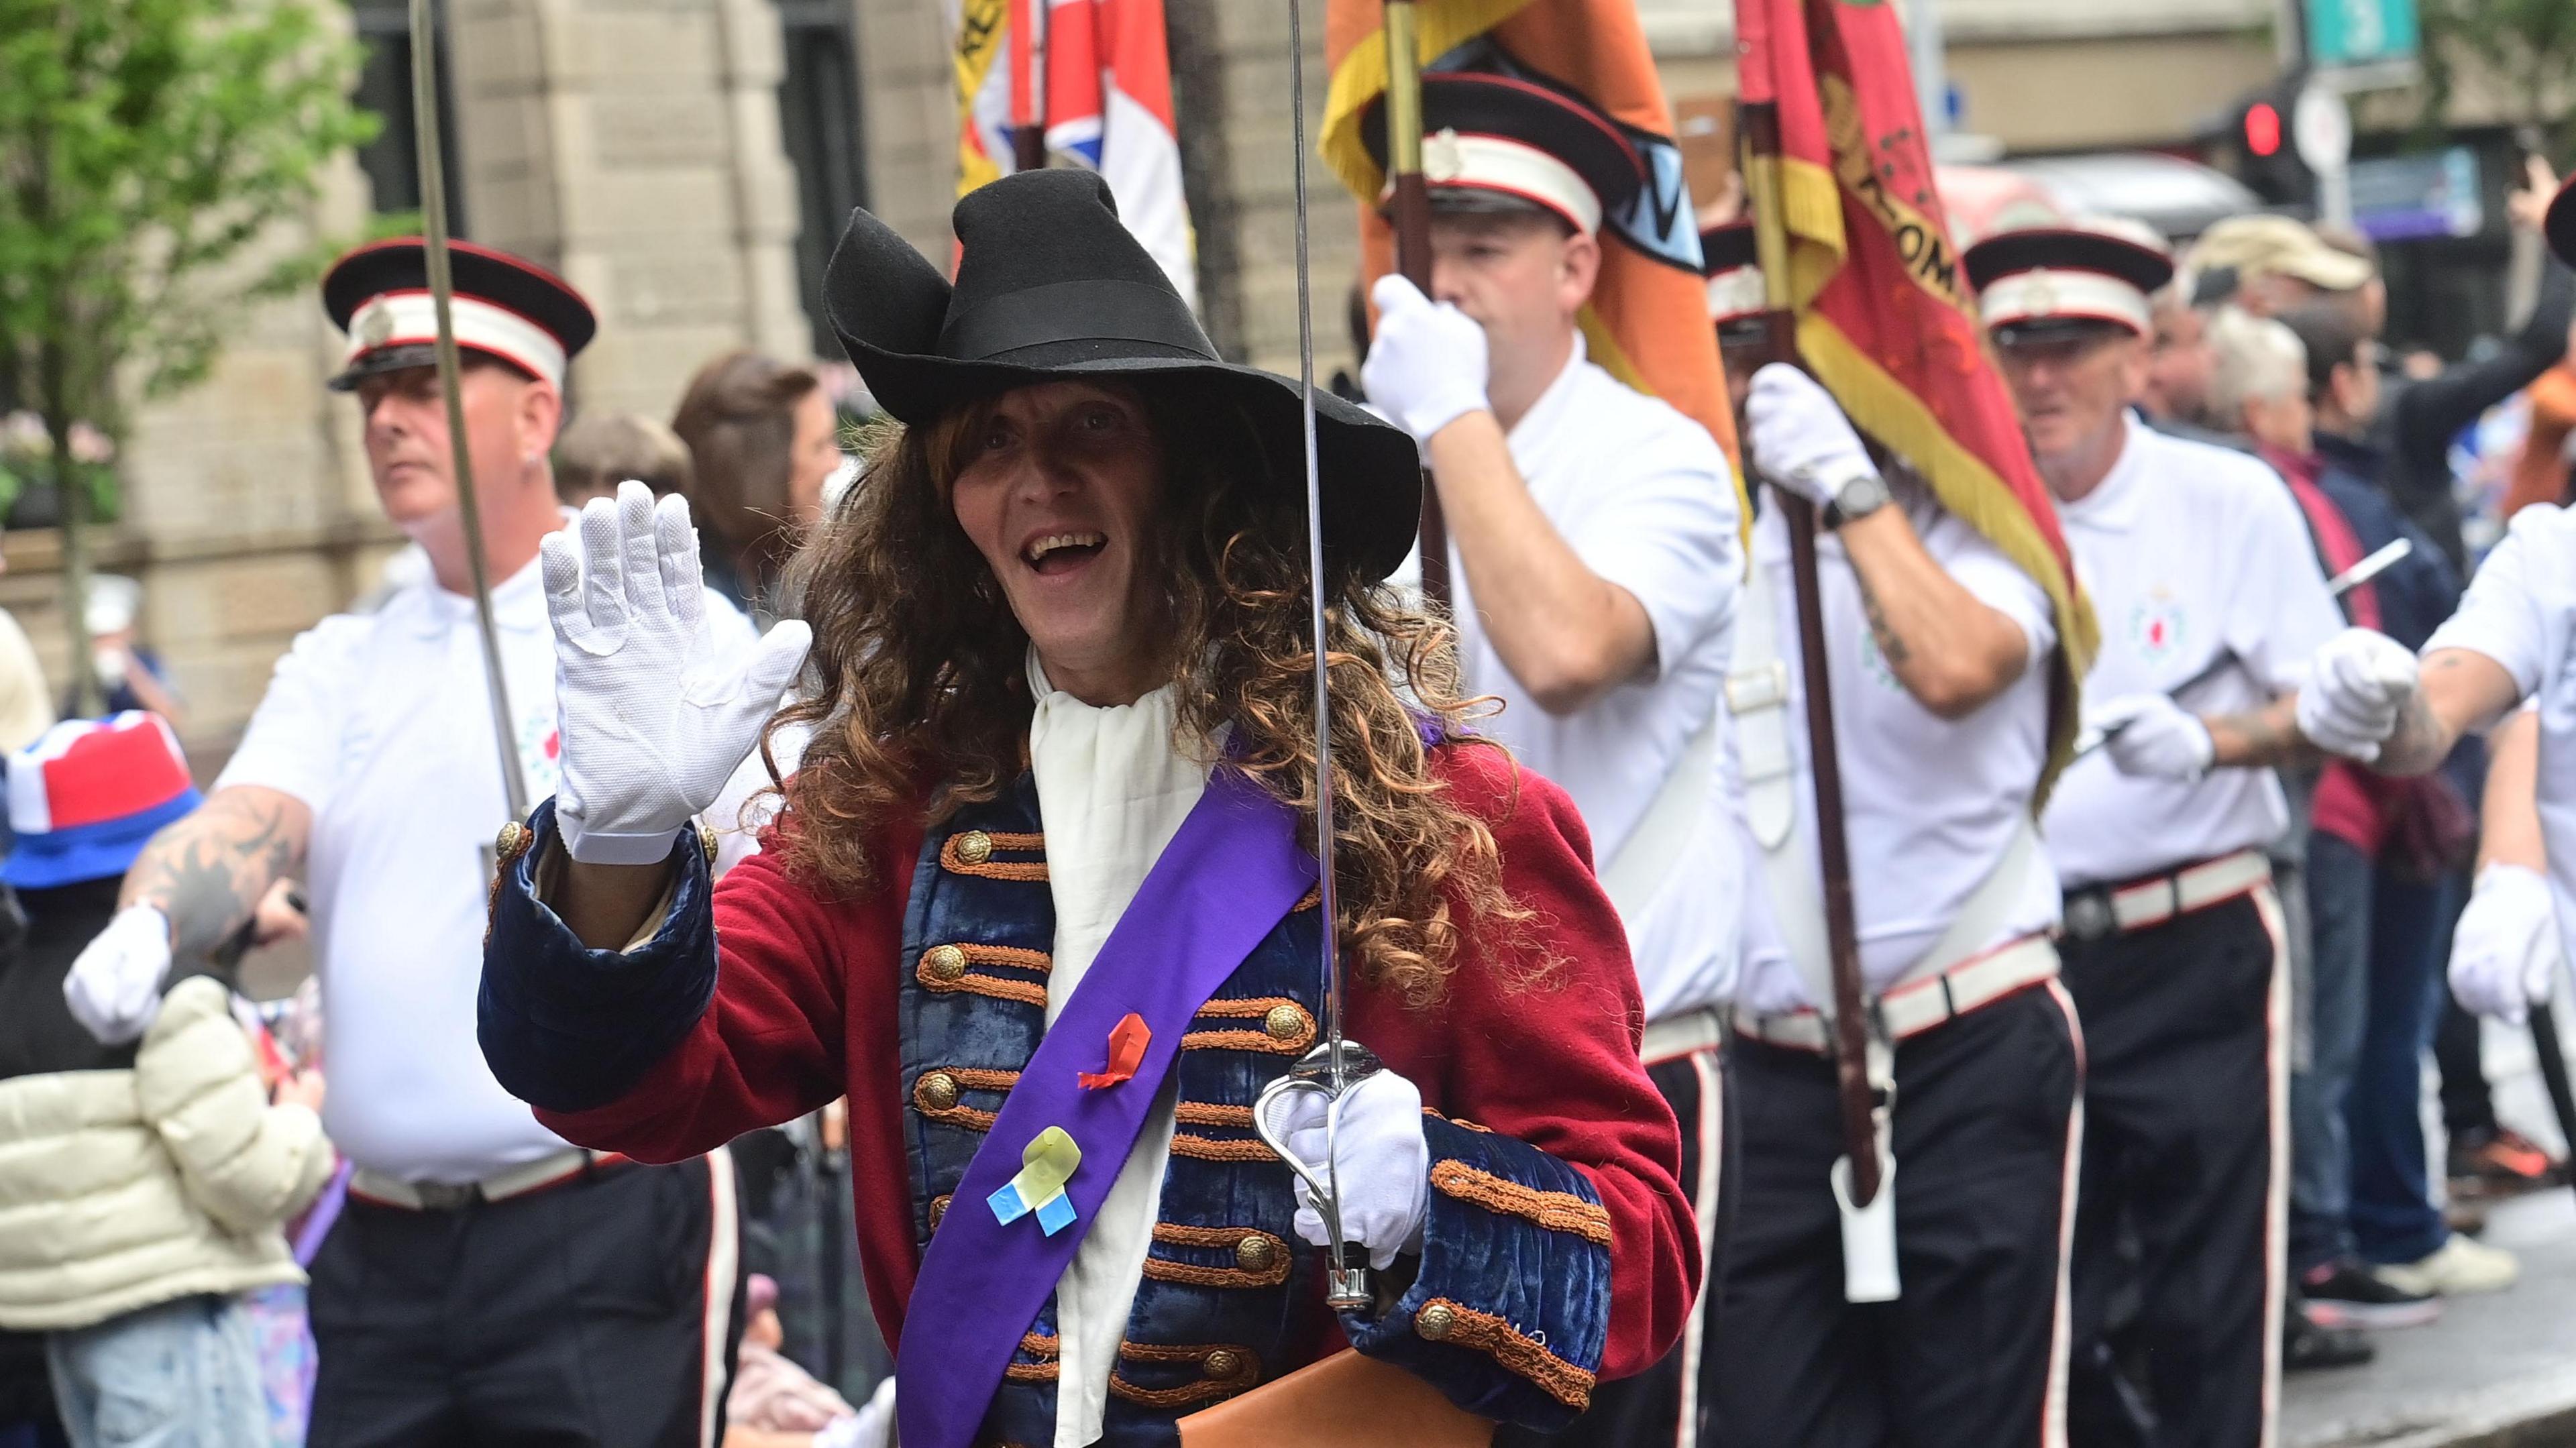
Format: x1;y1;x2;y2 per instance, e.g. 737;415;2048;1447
2282;1013;2576;1448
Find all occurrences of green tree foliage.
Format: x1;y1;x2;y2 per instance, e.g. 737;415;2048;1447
0;0;375;712
2418;0;2576;164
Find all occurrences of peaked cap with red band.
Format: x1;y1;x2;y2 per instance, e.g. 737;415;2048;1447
321;238;596;392
1358;71;1646;237
1963;222;2176;341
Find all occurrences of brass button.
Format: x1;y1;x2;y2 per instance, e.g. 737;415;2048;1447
1263;1004;1306;1041
494;820;531;865
917;1071;961;1111
928;1195;950;1231
1415;1302;1457;1341
1234;1235;1277;1272
924;944;969;982
1201;1349;1243;1380
955;830;994;865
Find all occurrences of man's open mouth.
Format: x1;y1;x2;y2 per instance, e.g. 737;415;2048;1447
1022;531;1107;575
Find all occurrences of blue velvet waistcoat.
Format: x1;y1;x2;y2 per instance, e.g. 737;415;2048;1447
900;775;1329;1448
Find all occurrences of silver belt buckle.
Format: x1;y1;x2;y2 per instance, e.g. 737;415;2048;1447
2063;891;2116;943
413;1180;478;1211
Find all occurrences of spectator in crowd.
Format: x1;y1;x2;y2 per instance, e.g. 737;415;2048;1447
672;351;844;618
75;575;184;729
553;412;696;509
0;714;334;1448
2142;267;2232;436
0;558;52;755
2501;360;2576;518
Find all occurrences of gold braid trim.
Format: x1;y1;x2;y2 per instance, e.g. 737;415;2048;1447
1142;1225;1293;1288
1175;1102;1254;1129
941;830;1049;881
912;1066;1018;1131
1415;1298;1596;1410
1181;997;1316;1055
1106;1341;1262;1407
1003;1331;1059;1382
1171;1133;1278;1162
916;942;1053;1007
1429;1161;1613;1247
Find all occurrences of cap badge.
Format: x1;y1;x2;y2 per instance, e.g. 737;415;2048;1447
356;299;396;350
1422;127;1466;185
2021;271;2059;317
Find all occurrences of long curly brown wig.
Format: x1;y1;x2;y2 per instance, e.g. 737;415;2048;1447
763;381;1528;1005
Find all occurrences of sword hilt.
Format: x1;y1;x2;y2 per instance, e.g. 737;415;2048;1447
1256;1040;1386;1311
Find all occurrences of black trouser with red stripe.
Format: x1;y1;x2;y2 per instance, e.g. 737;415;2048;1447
2060;891;2286;1448
307;1154;743;1448
1495;1043;1736;1448
1709;984;2082;1447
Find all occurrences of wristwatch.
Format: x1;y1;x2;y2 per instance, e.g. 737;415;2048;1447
1823;469;1892;528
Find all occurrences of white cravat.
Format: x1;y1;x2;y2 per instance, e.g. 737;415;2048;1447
1026;649;1206;1448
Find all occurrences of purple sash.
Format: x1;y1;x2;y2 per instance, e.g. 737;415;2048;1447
894;767;1317;1448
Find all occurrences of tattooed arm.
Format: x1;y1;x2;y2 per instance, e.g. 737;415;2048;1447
1837;506;2031;720
119;785;313;965
2372;648;2524;777
2202;695;2318;769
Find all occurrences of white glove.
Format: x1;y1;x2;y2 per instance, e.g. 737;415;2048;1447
2449;863;2563;1025
2086;693;2215;781
1745;364;1879;508
813;1378;895;1448
2296;627;2419;763
1360;274;1491;445
547;482;813;865
63;904;174;1046
1258;1069;1430;1271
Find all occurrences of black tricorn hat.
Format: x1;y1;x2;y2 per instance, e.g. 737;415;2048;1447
821;169;1422;582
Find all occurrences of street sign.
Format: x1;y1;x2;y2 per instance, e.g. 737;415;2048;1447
2292;83;2352;172
2304;0;2420;73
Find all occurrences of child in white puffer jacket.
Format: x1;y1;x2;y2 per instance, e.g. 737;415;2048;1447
0;714;332;1448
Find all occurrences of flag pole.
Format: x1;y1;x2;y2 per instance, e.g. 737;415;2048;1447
1010;0;1046;171
1379;0;1450;612
1739;97;1884;1206
410;0;529;824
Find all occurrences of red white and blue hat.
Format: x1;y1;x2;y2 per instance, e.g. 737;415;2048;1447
320;237;596;393
5;712;201;889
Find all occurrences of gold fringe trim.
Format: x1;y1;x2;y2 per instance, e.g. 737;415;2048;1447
1430;1160;1613;1246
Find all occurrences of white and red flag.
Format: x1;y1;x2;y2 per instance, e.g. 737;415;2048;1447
951;0;1197;307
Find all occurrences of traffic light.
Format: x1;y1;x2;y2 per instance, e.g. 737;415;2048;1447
2204;72;2314;209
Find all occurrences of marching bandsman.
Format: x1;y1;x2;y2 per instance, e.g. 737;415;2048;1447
2360;179;2576;1090
1703;218;1768;414
1355;73;1743;1445
63;241;761;1447
476;170;1699;1448
1970;222;2395;1445
1704;351;2080;1442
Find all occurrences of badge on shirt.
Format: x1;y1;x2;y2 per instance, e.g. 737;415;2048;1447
2129;587;2190;667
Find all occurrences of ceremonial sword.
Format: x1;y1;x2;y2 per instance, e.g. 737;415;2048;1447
1250;0;1382;1315
409;0;531;822
2073;537;2413;760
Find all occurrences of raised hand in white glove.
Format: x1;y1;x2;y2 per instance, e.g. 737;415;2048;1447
2296;627;2418;763
1360;274;1491;445
2086;693;2215;781
1257;1068;1430;1271
2449;863;2563;1026
548;481;813;865
63;904;174;1045
1745;364;1879;508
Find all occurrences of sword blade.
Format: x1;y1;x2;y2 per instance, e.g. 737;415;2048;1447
411;0;529;822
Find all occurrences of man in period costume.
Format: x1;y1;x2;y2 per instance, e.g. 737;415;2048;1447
1354;73;1744;1446
476;168;1699;1448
